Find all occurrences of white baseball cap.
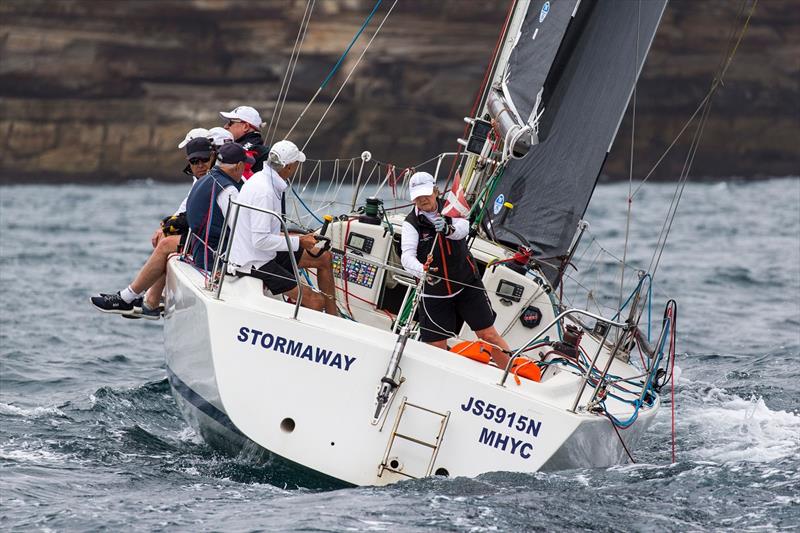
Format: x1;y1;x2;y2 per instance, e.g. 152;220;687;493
409;171;435;200
207;127;234;147
219;105;263;130
269;140;306;167
177;127;210;149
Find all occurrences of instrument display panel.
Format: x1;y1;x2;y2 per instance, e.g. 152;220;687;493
332;250;378;288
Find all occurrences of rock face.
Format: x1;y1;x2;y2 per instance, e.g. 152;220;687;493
0;0;796;183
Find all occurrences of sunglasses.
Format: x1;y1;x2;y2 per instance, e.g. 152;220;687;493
225;119;244;128
189;157;211;165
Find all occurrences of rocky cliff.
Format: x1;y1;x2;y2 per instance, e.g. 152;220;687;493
0;0;797;183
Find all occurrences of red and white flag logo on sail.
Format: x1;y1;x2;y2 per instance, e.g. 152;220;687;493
442;170;470;218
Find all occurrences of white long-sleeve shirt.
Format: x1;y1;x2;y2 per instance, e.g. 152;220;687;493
401;209;469;281
228;167;299;273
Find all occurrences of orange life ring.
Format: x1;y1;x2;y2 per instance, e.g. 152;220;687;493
451;341;541;382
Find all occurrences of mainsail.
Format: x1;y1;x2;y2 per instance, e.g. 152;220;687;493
486;0;668;283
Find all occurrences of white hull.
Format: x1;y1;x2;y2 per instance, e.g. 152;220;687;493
164;256;658;487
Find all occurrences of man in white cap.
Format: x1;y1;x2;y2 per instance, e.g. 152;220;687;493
228;140;338;315
220;105;269;178
177;127;210;149
207;127;234;148
401;172;510;368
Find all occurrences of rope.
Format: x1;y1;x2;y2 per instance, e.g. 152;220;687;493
290;185;324;224
607;414;636;463
300;0;398;151
285;0;385;140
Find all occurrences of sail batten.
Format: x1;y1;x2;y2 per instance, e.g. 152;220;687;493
488;0;668;285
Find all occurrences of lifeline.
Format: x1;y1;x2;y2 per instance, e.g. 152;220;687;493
236;326;357;372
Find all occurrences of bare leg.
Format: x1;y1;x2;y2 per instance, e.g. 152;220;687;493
144;274;165;309
299;250;339;315
129;235;180;294
475;326;511;369
283;284;325;311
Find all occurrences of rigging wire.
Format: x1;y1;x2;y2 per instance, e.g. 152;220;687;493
618;0;642;320
444;0;517;192
285;0;385;140
300;0;398;152
266;0;316;146
646;0;757;283
630;0;757;199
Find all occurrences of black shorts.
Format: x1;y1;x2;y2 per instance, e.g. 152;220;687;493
240;249;304;295
418;284;496;343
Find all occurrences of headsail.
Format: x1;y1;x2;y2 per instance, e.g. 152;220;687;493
487;0;668;284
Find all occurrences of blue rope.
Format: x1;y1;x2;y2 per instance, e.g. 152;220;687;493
602;399;642;428
299;268;315;289
613;273;651;321
319;0;383;89
291;185;324;224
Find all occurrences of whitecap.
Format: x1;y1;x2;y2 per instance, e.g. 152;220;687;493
0;402;65;419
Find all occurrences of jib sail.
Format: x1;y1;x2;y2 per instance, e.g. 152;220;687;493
488;0;668;284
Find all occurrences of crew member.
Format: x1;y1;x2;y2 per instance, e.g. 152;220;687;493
228;140;338;315
400;172;510;368
186;142;252;270
90;136;218;319
220;105;269;178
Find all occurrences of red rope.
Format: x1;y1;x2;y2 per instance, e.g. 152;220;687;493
341;218;355;317
669;306;677;463
308;270;394;320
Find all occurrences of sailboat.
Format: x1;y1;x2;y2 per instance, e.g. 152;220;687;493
163;0;678;487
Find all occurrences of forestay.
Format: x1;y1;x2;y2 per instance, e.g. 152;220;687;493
491;0;667;284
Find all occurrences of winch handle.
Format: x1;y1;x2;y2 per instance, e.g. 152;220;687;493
307;234;331;258
319;214;333;237
307;215;333;258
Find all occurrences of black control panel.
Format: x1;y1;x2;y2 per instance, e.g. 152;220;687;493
346;232;374;254
496;279;524;303
466;119;492;155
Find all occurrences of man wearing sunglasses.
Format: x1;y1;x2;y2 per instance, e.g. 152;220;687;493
220;105;269;179
90;137;218;320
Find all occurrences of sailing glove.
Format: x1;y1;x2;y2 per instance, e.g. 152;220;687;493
432;215;447;233
432;214;454;235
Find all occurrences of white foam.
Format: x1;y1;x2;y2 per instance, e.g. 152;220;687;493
679;384;800;464
0;446;64;465
0;402;65;418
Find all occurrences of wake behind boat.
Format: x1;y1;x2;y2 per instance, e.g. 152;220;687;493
158;0;742;487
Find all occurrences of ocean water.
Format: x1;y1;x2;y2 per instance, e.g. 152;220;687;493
1;178;798;531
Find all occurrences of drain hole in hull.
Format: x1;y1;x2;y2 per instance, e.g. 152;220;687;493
280;418;295;433
434;467;449;477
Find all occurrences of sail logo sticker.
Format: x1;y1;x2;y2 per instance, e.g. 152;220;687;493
493;194;505;215
539;1;550;23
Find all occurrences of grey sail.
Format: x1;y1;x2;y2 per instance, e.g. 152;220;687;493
490;0;668;284
503;0;580;129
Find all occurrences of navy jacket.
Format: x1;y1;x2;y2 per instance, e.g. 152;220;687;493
186;167;242;270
